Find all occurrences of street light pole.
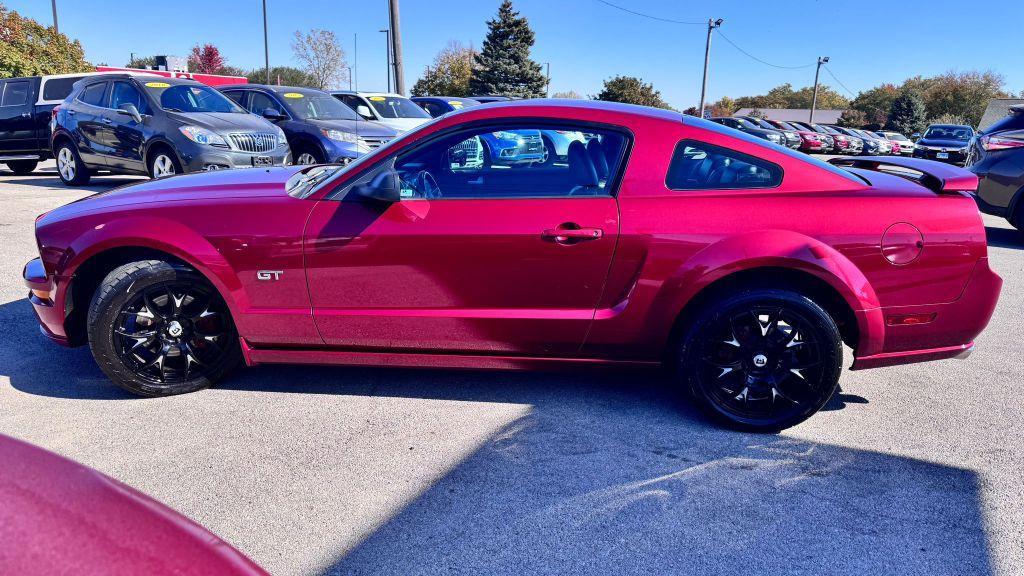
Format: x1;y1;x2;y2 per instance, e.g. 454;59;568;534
353;33;358;91
343;66;353;90
810;56;829;122
50;0;59;33
698;18;723;118
379;29;391;93
262;0;270;84
544;62;551;97
388;0;405;95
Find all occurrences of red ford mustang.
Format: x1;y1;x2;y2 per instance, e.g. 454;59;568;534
24;100;1001;430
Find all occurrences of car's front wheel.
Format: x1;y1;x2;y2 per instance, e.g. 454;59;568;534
148;149;182;179
678;289;842;431
87;260;241;397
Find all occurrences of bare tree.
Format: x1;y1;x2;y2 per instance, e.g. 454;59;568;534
291;29;348;90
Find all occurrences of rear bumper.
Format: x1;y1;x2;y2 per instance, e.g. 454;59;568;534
851;257;1002;370
23;257;71;346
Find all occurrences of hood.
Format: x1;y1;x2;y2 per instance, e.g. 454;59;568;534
304;118;397;137
918;137;970;149
40;167;304;223
377;117;431;133
166;111;277;132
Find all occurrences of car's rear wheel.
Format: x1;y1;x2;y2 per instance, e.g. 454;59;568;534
148;149;182;179
678;289;842;432
55;142;91;185
87;260;241;397
6;160;38;175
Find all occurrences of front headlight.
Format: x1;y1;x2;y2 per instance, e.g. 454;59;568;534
274;126;287;147
179;125;228;147
321;129;357;143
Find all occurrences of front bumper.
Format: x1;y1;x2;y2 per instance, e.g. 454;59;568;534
178;142;291;173
914;147;968;164
851;257;1002;370
23;257;71;346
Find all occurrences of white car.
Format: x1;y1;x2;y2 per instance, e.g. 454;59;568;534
331;91;431;133
878;131;915;155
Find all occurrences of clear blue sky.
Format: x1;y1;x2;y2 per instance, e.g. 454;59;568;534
7;0;1023;108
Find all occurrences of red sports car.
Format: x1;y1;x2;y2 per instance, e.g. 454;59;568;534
0;434;267;575
24;100;1001;430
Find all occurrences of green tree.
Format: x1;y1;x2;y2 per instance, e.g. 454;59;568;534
126;55;157;69
0;5;91;77
551;90;582;99
922;70;1007;127
411;41;476;97
887;92;927;135
247;66;315;87
927;112;970;127
733;83;848;110
468;0;546;98
216;65;246;78
593;75;671;109
850;84;898;126
837;109;867;128
710;96;737;116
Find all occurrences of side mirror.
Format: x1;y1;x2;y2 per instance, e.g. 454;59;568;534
262;108;285;120
117;103;142;123
352;168;400;203
355;105;373;120
911;132;921;141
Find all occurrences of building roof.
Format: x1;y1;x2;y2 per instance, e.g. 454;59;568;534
979;98;1024;130
733;108;844;124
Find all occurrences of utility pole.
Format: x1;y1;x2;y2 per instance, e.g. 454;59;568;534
810;56;829;122
388;0;405;95
544;62;551;97
50;0;58;33
353;33;358;90
698;18;723;119
262;0;270;84
379;29;391;92
343;66;353;90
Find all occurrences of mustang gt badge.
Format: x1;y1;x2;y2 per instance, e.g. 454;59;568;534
256;270;284;281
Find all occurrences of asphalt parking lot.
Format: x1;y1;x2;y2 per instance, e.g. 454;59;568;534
1;160;1022;576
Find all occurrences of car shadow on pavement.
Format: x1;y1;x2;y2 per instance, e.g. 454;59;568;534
986;226;1023;250
0;166;144;191
1;299;995;575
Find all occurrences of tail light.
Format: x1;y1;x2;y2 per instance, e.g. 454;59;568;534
981;135;1024;151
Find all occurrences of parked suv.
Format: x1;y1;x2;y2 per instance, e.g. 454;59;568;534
710;117;785;146
50;75;289;185
1;72;149;175
220;84;396;165
966;105;1024;228
331;91;432;133
411;96;481;117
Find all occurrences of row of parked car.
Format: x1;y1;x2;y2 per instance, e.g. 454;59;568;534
711;115;920;157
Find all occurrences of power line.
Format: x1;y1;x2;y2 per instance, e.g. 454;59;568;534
716;31;815;70
593;0;704;25
822;65;857;97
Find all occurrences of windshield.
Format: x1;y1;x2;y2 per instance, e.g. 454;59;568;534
282;93;361;121
145;82;244;113
732;118;758;130
776;121;800;131
749;117;777;130
884;132;908;141
367;95;431;119
923;125;972;141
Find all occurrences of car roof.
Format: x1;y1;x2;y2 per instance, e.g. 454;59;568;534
331;91;405;98
447;98;683;123
220;84;327;94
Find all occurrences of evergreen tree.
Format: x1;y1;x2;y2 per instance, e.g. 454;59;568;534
888;92;927;135
468;0;547;98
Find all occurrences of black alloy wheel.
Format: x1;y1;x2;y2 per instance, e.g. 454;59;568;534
680;290;842;431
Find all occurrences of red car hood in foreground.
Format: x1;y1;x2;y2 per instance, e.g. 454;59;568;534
0;435;268;576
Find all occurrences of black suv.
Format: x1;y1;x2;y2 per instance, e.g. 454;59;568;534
0;73;108;175
50;74;289;185
967;106;1024;229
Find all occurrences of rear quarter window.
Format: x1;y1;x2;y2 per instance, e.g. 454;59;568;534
1;80;30;107
666;140;782;190
42;77;83;101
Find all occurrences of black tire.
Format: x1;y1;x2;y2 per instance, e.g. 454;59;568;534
677;289;842;432
293;146;324;165
148;147;183;179
54;141;91;186
540;136;557;166
87;260;241;397
6;160;38;175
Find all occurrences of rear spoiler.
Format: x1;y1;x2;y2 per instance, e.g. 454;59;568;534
828;156;978;194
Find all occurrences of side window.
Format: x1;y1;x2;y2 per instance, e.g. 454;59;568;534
42;77;82;101
394;124;628;200
109;82;149;114
420;102;442;117
1;80;30;107
666;140;782;190
248;91;277;115
79;82;108;107
345;96;374;120
223;90;247;107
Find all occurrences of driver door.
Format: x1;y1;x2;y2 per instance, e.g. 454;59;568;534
303;121;627;357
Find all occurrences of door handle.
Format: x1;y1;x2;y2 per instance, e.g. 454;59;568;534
20;112;31;118
102;118;113;124
541;226;603;243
